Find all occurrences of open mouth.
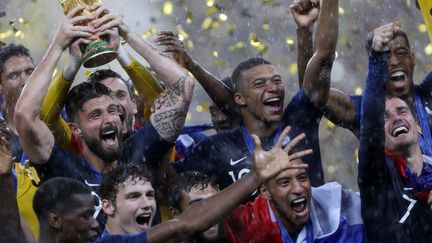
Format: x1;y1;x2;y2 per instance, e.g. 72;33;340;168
389;71;407;89
290;196;308;215
263;97;282;112
100;127;118;146
136;212;152;229
392;125;409;137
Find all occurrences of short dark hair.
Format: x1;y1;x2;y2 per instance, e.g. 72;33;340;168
385;94;413;111
65;81;114;121
167;171;218;210
0;43;32;80
231;57;272;91
88;69;135;98
33;177;91;222
366;27;410;54
100;164;154;206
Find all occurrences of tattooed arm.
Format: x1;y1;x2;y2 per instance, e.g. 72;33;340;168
91;5;194;142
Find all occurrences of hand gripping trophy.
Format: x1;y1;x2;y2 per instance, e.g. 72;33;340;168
59;0;117;67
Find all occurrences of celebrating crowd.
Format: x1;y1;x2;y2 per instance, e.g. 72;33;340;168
1;0;432;242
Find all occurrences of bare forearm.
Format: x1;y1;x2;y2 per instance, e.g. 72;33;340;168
188;61;240;120
147;171;260;243
297;27;314;88
314;0;338;56
0;174;25;242
150;74;194;142
124;32;185;86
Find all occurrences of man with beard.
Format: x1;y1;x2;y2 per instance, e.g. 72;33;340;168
168;171;228;243
358;24;432;242
39;22;164;154
3;123;314;243
171;0;338;191
14;3;193;220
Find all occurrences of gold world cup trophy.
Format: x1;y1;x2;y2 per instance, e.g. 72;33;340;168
59;0;117;68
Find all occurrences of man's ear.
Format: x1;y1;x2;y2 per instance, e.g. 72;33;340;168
68;122;82;138
131;98;138;115
260;184;271;201
48;210;63;229
416;121;422;135
234;92;246;106
168;206;181;219
102;199;115;216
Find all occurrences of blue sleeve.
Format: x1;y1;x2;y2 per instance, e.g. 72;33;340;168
418;71;432;94
31;146;78;182
122;123;174;165
95;231;147;243
358;50;389;190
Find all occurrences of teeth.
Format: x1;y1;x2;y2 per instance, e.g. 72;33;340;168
391;71;405;77
102;130;115;135
265;97;280;103
292;198;306;204
393;126;408;136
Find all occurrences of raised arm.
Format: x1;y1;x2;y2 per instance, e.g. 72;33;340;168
302;0;338;106
14;6;95;163
358;24;397;187
147;127;312;243
291;0;319;87
114;37;164;122
39;37;89;153
155;31;241;120
92;6;194;143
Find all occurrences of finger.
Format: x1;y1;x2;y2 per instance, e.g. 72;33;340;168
92;5;111;18
157;30;176;37
155;35;180;43
288;149;313;161
66;5;86;18
72;25;95;33
163;46;183;53
90;2;103;11
275;126;291;148
92;13;117;28
279;163;309;173
157;40;183;48
251;134;263;152
70;14;95;26
95;21;119;33
283;133;306;153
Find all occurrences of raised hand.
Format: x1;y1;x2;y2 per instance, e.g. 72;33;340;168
90;3;130;38
290;0;320;29
53;5;96;51
251;126;312;182
372;22;400;52
0;117;12;175
154;31;194;70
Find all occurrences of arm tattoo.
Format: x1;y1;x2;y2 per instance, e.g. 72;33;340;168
151;74;194;142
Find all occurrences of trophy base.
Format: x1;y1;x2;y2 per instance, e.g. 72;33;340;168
82;39;118;68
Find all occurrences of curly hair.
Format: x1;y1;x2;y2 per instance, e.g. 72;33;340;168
99;164;155;205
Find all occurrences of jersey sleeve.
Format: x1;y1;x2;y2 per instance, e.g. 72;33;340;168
31;146;78;182
39;73;75;152
358;50;389;193
122;59;164;122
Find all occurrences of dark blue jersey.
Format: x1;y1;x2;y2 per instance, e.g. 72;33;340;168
174;88;324;190
95;231;147;243
350;70;432;156
359;51;432;242
33;123;172;187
